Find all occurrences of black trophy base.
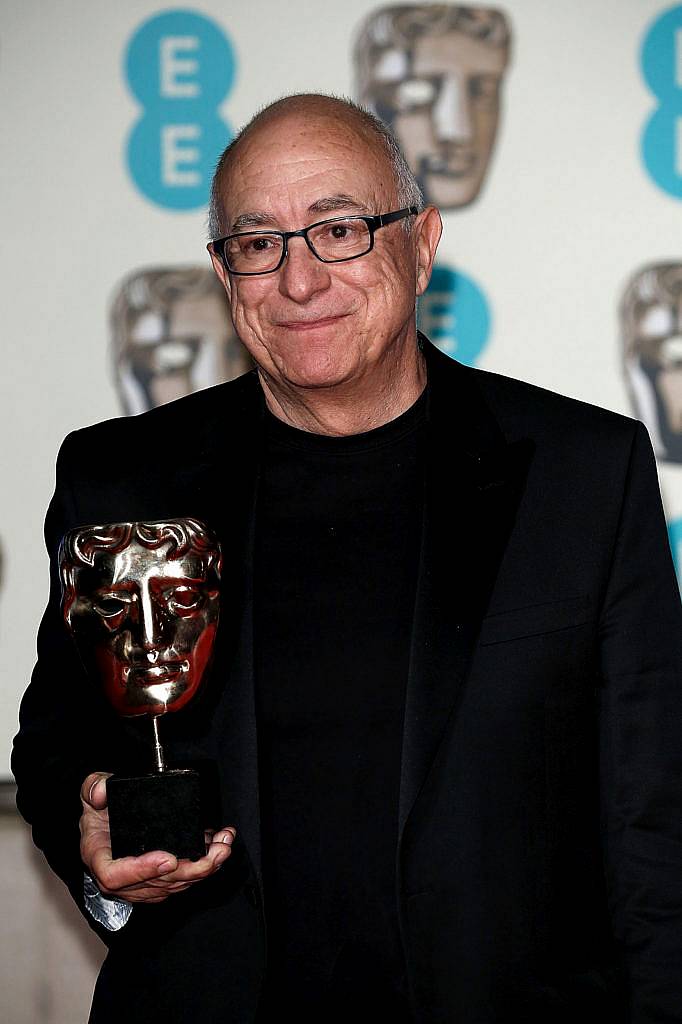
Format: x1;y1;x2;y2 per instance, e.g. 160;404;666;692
106;769;205;861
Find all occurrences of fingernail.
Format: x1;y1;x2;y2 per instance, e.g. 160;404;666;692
158;858;174;871
88;780;98;803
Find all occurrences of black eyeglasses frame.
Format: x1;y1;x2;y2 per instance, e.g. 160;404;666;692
209;206;419;276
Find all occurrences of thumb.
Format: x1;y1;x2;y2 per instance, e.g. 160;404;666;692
81;772;112;810
92;847;179;893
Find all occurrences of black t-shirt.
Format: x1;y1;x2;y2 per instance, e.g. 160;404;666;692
254;391;426;1020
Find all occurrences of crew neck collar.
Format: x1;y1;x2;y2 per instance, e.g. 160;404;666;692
262;385;428;455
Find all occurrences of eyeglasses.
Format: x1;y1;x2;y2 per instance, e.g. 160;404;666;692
210;206;418;276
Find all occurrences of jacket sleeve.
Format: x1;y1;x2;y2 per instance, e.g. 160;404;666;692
599;421;682;1023
11;432;119;945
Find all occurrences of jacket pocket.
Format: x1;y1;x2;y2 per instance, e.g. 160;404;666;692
479;595;593;646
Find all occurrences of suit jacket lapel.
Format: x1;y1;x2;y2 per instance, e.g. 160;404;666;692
399;343;534;835
145;349;531;879
163;372;266;887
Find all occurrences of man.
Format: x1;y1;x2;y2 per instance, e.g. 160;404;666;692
12;94;682;1023
354;4;510;208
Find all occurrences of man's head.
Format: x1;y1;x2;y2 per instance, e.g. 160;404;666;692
60;519;222;718
354;5;510;209
207;94;441;416
110;266;251;415
622;263;682;463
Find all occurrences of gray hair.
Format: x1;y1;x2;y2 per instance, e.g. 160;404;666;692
207;93;423;241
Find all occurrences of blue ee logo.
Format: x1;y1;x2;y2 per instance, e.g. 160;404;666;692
417;264;491;366
668;517;682;594
124;10;236;210
641;4;682;198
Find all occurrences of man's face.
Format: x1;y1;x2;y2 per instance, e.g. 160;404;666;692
364;28;507;208
67;539;220;717
115;279;249;415
210;112;439;396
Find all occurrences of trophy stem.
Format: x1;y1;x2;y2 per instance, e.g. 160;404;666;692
151;715;166;773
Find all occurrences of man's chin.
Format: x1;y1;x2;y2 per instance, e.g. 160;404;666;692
266;336;360;390
280;364;358;391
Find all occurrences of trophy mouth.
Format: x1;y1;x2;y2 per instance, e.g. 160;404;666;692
421;150;477;179
127;660;189;686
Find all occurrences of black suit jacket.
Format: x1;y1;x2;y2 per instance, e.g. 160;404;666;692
12;340;682;1023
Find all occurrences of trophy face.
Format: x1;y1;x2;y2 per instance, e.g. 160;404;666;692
110;266;251;415
354;4;510;209
622;263;682;463
60;519;221;717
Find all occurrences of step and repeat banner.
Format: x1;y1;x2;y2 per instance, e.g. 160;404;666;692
1;0;680;773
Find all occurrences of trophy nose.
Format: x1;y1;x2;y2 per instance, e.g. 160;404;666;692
137;585;165;655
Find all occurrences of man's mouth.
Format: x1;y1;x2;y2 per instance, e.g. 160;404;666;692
275;314;349;331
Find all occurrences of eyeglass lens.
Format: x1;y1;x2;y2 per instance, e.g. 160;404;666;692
225;218;372;273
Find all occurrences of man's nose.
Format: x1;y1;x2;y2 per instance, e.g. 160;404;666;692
278;236;332;303
433;74;472;142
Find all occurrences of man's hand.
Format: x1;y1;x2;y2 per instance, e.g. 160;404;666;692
80;772;236;904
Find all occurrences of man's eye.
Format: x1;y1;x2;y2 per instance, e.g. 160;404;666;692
319;222;361;243
249;237;275;252
240;236;280;256
228;235;281;262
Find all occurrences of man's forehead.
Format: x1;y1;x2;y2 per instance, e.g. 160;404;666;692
222;117;395;226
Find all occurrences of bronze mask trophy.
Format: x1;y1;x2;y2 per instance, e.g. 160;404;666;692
60;518;222;860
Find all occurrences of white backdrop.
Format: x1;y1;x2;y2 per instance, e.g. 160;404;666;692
2;0;680;775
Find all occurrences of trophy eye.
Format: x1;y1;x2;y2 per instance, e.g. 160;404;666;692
93;596;126;616
163;584;204;616
90;593;131;631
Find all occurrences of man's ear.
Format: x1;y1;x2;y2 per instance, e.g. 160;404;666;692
414;206;442;297
208;246;232;301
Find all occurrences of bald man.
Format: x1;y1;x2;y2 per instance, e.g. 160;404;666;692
13;95;682;1024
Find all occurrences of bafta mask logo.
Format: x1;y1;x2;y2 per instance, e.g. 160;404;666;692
354;4;511;209
621;263;682;463
60;519;222;717
110;266;251;414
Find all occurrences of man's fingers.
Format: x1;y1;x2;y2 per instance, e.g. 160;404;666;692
152;828;236;884
81;772;112;810
156;846;231;884
91;848;179;894
82;800;237;899
210;826;237;848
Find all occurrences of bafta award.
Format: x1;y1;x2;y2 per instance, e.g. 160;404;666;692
60;518;221;860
